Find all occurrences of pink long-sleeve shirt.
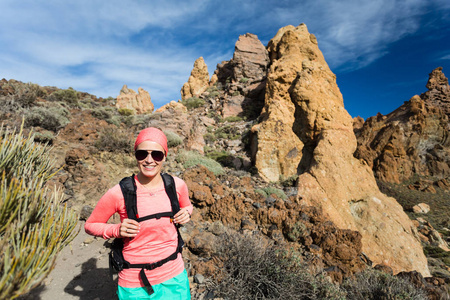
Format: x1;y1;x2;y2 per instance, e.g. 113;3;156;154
85;175;193;288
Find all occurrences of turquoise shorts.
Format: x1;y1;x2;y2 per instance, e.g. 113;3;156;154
117;269;191;300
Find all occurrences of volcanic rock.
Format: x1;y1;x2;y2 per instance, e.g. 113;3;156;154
116;85;154;114
213;33;269;118
181;57;210;100
355;68;450;183
251;24;430;276
232;33;269;83
155;100;187;113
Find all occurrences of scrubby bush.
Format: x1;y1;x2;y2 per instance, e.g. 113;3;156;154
48;88;79;107
118;108;135;116
254;188;267;197
215;124;241;140
91;107;114;121
341;268;427;300
25;105;70;132
0;82;46;112
205;150;236;168
208;231;345;299
176;150;224;175
0;124;78;299
263;186;287;200
164;130;183;148
180;97;205;110
15;82;46;108
94;127;133;153
223;116;243;122
33;130;55;144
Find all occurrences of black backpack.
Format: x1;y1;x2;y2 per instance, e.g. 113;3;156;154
109;173;184;295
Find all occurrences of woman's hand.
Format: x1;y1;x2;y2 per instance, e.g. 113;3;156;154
173;208;191;225
120;218;140;237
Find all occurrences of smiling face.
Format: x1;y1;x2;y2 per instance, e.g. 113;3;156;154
135;140;166;181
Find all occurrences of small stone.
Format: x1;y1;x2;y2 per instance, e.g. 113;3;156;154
194;274;205;284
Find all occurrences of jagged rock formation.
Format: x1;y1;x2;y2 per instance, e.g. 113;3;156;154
424;67;450;121
355;67;450;183
116;85;154;114
250;24;430;276
181;57;210;100
213;33;269;118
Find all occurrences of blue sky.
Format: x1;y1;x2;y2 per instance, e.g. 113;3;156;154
1;0;449;119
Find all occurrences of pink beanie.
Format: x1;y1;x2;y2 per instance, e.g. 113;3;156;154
134;127;168;154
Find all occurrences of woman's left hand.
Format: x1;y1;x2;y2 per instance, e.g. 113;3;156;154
173;208;191;225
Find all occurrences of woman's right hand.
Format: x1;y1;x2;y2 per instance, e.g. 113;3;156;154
120;218;140;237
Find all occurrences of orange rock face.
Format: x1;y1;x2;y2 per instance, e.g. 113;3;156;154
251;24;430;276
116;85;154;114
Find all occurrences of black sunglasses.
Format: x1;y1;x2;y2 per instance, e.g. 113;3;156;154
134;150;165;162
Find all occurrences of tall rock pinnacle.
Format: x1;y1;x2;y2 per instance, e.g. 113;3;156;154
251;24;430;276
181;57;210;100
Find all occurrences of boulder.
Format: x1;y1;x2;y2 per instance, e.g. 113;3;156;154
413;203;431;214
181;57;210;100
116;85;154;114
251;24;430;276
155;100;187;113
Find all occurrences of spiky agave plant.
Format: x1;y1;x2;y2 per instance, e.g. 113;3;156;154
0;123;78;299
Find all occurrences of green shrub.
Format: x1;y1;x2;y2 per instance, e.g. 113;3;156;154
15;82;46;108
176;150;224;175
91;107;113;120
180;97;205;110
48;88;79;107
106;115;121;127
215;125;240;140
205;150;235;168
95;127;133;153
239;77;249;83
263;186;287;200
118;108;135;116
224;116;243;122
341;268;427;300
208;231;345;299
33;130;55;144
164;130;183;148
0;82;46;112
203;132;216;143
254;188;267;197
25;105;70;132
0;124;78;299
286;221;308;242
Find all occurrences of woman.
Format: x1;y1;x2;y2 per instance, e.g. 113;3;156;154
85;127;193;299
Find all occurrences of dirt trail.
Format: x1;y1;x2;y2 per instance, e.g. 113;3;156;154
20;222;118;300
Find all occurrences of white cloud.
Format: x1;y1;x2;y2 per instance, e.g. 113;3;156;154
0;0;449;104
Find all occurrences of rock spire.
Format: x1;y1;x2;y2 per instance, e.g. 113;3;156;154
251;24;430;276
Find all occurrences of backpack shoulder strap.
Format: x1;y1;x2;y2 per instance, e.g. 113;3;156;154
161;173;180;214
119;174;138;221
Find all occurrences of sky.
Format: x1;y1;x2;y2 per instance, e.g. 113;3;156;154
1;0;449;119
